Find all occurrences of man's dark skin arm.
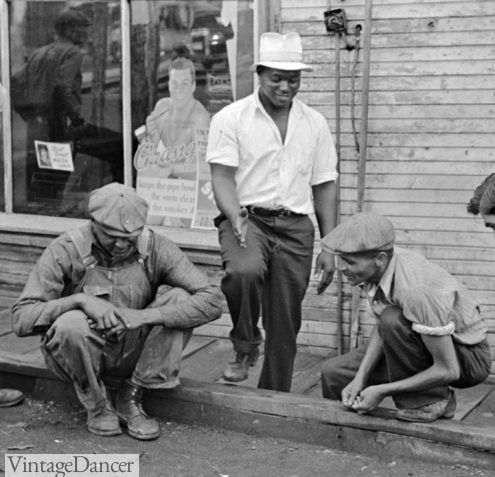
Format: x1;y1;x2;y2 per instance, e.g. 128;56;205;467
210;163;248;247
313;180;337;294
349;332;460;414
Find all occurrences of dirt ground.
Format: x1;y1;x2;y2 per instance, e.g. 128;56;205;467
0;398;493;477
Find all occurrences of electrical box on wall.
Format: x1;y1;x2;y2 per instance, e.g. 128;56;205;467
324;8;348;34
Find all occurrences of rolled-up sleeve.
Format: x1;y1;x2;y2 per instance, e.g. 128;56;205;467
148;233;223;328
402;287;456;336
310;114;339;186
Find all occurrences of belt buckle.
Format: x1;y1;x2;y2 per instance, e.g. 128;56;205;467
279;208;289;216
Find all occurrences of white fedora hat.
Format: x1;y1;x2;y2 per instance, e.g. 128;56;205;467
251;32;312;72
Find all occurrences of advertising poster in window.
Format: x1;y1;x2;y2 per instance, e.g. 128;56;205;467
131;1;254;229
134;58;212;228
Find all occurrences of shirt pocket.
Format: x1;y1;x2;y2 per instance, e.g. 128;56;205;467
294;142;316;176
297;159;313;175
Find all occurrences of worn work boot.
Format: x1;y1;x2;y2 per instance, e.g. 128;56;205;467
87;402;122;436
223;348;259;382
115;381;160;441
0;388;24;407
396;390;456;423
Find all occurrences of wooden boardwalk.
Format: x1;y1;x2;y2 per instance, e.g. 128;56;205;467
0;306;327;397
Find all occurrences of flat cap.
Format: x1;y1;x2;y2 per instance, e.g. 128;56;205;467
88;183;148;236
322;212;395;254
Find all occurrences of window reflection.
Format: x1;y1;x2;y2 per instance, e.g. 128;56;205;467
131;1;254;228
9;1;123;218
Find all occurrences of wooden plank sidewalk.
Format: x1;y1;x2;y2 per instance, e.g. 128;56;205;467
0;303;492;416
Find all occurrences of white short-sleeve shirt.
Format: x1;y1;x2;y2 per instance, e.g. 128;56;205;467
206;89;338;215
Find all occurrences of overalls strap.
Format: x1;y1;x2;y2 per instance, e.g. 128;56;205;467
136;227;152;281
67;223;97;268
136;227;151;261
67;223;152;274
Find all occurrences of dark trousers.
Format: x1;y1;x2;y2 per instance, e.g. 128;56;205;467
42;288;192;412
321;306;491;409
218;214;315;392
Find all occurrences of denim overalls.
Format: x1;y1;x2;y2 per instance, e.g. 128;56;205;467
42;223;191;412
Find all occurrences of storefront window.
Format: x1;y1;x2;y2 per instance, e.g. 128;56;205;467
130;0;254;229
9;0;123;218
3;0;256;224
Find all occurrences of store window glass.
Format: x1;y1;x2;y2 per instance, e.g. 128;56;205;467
9;1;123;218
131;0;254;229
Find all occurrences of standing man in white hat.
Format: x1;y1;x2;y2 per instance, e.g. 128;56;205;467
206;32;339;391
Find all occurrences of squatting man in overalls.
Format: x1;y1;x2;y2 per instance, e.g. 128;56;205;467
12;183;222;439
320;212;491;422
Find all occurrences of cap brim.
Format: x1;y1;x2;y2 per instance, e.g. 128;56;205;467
93;221;144;238
250;61;313;72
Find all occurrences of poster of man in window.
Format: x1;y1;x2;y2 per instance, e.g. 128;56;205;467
134;57;214;228
132;1;253;229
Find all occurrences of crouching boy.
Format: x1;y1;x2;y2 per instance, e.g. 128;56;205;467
321;212;491;422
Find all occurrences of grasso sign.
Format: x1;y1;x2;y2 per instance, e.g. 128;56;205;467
5;454;139;477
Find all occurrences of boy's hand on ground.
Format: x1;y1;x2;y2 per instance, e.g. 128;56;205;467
351;386;384;414
341;378;363;409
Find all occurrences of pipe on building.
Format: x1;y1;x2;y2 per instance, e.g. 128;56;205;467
334;31;343;355
350;0;373;349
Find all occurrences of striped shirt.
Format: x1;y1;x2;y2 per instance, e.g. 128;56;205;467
362;248;487;345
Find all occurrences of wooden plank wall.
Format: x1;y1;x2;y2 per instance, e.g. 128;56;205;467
279;0;495;368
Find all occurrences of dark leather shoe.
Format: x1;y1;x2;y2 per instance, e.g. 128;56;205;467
396;391;456;423
115;382;160;441
223;349;259;382
0;388;24;407
87;403;121;436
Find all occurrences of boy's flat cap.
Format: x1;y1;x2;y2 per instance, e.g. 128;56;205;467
322;212;395;254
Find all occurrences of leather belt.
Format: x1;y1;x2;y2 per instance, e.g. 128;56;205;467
246;206;305;217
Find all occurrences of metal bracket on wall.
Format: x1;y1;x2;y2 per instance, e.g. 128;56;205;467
324;8;358;50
